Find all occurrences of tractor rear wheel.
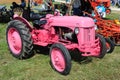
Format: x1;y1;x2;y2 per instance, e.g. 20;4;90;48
105;38;115;53
118;0;120;7
50;43;71;75
6;20;34;59
96;34;107;58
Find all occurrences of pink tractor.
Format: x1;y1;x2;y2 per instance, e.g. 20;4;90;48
6;11;107;75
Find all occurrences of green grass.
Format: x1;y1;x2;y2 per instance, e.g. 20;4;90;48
107;11;120;20
0;12;120;80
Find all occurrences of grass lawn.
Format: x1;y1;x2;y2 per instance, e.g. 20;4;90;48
1;23;120;80
0;2;120;80
0;0;20;4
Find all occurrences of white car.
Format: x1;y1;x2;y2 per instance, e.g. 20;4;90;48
111;0;120;7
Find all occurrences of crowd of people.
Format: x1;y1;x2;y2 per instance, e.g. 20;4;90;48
10;0;107;18
10;0;26;10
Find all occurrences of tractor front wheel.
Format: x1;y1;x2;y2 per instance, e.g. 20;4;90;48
105;38;115;53
50;43;71;75
96;34;107;58
6;20;34;59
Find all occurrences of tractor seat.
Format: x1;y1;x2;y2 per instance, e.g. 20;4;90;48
33;20;47;29
30;12;45;20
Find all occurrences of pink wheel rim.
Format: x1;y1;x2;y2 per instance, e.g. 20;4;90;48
51;48;65;72
8;28;22;55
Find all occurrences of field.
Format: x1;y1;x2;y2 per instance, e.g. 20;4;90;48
0;13;120;80
0;1;120;80
0;0;20;4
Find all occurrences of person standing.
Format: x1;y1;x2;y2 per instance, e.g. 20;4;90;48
20;0;26;9
72;0;82;16
96;3;106;18
44;0;52;10
10;0;26;9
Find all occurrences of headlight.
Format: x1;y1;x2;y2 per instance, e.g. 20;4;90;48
74;27;79;34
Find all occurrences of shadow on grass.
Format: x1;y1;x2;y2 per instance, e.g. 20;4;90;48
103;18;113;20
70;50;92;64
33;45;49;55
34;45;92;64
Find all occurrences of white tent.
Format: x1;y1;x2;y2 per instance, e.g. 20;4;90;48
54;0;71;3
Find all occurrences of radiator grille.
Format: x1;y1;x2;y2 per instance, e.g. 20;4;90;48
84;28;91;42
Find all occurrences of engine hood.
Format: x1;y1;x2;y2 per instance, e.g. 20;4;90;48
48;16;95;30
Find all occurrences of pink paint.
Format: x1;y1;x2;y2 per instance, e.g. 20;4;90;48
51;48;65;72
8;28;22;54
12;13;106;57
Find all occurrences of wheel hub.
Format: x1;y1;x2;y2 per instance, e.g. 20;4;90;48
51;48;65;72
8;28;22;54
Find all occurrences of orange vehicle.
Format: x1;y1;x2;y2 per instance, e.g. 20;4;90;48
83;0;120;53
91;0;110;7
35;0;43;4
92;0;111;13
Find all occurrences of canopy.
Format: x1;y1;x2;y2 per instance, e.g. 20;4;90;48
96;0;110;2
34;0;72;4
34;0;43;4
54;0;71;3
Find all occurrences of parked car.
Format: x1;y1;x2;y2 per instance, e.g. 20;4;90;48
111;0;120;7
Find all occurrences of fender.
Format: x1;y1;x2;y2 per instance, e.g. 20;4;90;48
13;15;33;31
47;16;94;30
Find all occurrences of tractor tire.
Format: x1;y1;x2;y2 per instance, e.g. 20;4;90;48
50;43;71;75
96;34;107;58
6;20;34;59
111;0;117;6
110;37;120;46
105;38;115;53
118;0;120;7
